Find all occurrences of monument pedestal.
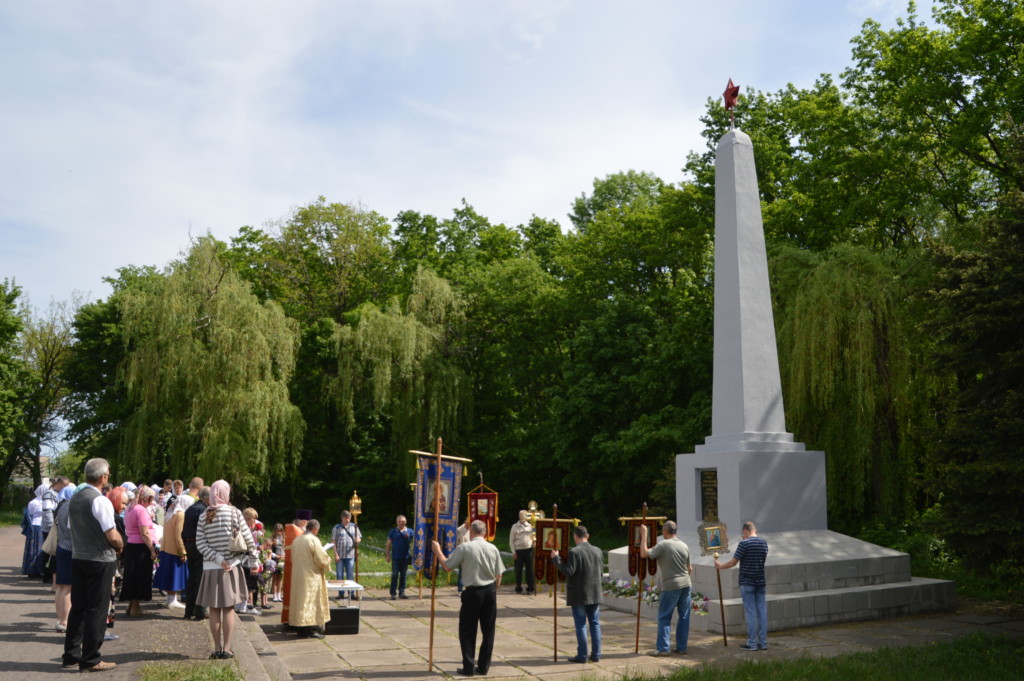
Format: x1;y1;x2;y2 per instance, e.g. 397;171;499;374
607;530;956;634
677;447;828;535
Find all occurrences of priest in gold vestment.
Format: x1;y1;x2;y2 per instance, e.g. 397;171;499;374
289;518;331;639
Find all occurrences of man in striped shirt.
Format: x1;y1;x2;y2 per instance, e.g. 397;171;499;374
715;521;769;651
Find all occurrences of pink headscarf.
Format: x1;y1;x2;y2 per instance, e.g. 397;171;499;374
209;480;231;509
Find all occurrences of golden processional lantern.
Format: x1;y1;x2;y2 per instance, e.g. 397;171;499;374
349;490;362;522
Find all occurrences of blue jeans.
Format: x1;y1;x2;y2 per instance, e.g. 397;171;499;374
571;604;601;660
657;587;691;653
390;556;409;596
740;584;767;648
335;558;354;597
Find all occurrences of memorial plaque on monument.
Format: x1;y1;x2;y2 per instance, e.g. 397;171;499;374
700;469;718;520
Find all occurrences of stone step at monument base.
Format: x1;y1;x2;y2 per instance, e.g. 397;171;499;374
694;577;956;635
606;529;956;634
603;576;955;635
691;530;918;599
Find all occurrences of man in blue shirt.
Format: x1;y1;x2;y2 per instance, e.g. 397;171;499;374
715;521;769;650
385;515;413;600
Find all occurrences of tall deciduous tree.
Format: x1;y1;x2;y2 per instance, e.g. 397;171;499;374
227;198;395;325
64;267;159;467
17;296;81;488
923;143;1024;570
0;280;30;507
119;237;304;489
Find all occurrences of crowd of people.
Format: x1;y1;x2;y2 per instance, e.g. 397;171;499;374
21;463;770;675
19;460;314;672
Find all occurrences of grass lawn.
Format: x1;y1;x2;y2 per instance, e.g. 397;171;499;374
620;633;1022;681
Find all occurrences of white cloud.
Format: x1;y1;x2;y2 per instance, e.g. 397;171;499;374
0;0;914;307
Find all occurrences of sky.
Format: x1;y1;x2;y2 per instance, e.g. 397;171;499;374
0;0;925;311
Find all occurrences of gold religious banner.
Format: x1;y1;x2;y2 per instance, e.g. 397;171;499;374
697;518;730;557
698;518;730;647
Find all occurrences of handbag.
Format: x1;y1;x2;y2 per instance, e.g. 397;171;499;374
229;512;249;553
42;528;59;556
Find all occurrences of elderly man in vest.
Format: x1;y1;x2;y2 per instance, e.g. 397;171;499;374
61;458;124;673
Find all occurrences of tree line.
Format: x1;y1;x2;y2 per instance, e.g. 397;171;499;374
2;0;1021;573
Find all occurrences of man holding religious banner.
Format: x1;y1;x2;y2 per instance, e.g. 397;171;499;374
432;520;505;677
639;520;692;656
550;525;602;663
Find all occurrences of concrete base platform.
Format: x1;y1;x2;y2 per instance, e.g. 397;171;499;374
607;529;956;634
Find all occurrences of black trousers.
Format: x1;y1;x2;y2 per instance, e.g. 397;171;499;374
63;559;116;670
514;548;535;591
184;542;205;618
459;584;497;673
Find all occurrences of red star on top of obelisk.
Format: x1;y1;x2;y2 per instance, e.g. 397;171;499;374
723;78;740;129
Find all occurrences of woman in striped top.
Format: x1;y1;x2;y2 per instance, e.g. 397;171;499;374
196;479;258;660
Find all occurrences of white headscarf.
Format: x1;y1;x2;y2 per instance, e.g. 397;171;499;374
174;493;195;514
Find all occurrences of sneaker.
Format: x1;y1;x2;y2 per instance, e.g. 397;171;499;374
589;656;600;662
83;661;116;672
649;650;670;657
168;601;186;609
55;622;67;632
739;643;758;651
61;662;78;670
103;633;119;641
758;645;768;651
398;594;409;600
250;607;262;615
390;595;397;601
566;656;587;663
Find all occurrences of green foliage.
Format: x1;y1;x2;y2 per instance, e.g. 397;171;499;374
227;198;395;325
0;280;29;505
922;158;1024;571
119;237;304;490
773;244;945;531
846;0;1024;199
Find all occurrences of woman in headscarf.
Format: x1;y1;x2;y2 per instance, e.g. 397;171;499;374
153;494;193;609
53;484;76;631
21;484;46;578
120;485;158;617
196;479;258;659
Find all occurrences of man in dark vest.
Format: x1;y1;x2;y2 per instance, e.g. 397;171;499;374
181;485;210;620
62;458;123;673
551;525;604;663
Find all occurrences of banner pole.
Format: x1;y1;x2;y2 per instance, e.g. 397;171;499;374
636;503;647;654
552;503;559;662
714;551;728;647
428;437;443;671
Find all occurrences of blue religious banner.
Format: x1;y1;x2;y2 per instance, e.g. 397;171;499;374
412;453;464;575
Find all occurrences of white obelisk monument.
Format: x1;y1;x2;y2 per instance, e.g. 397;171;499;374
663;114;954;636
676;128;827;534
610;93;954;631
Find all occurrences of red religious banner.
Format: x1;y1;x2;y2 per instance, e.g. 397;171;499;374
627;518;660;577
533;517;576;585
468;491;498;541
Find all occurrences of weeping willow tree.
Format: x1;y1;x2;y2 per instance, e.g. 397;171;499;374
334;267;470;441
773;244;942;532
119;237;304;489
331;267;471;477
